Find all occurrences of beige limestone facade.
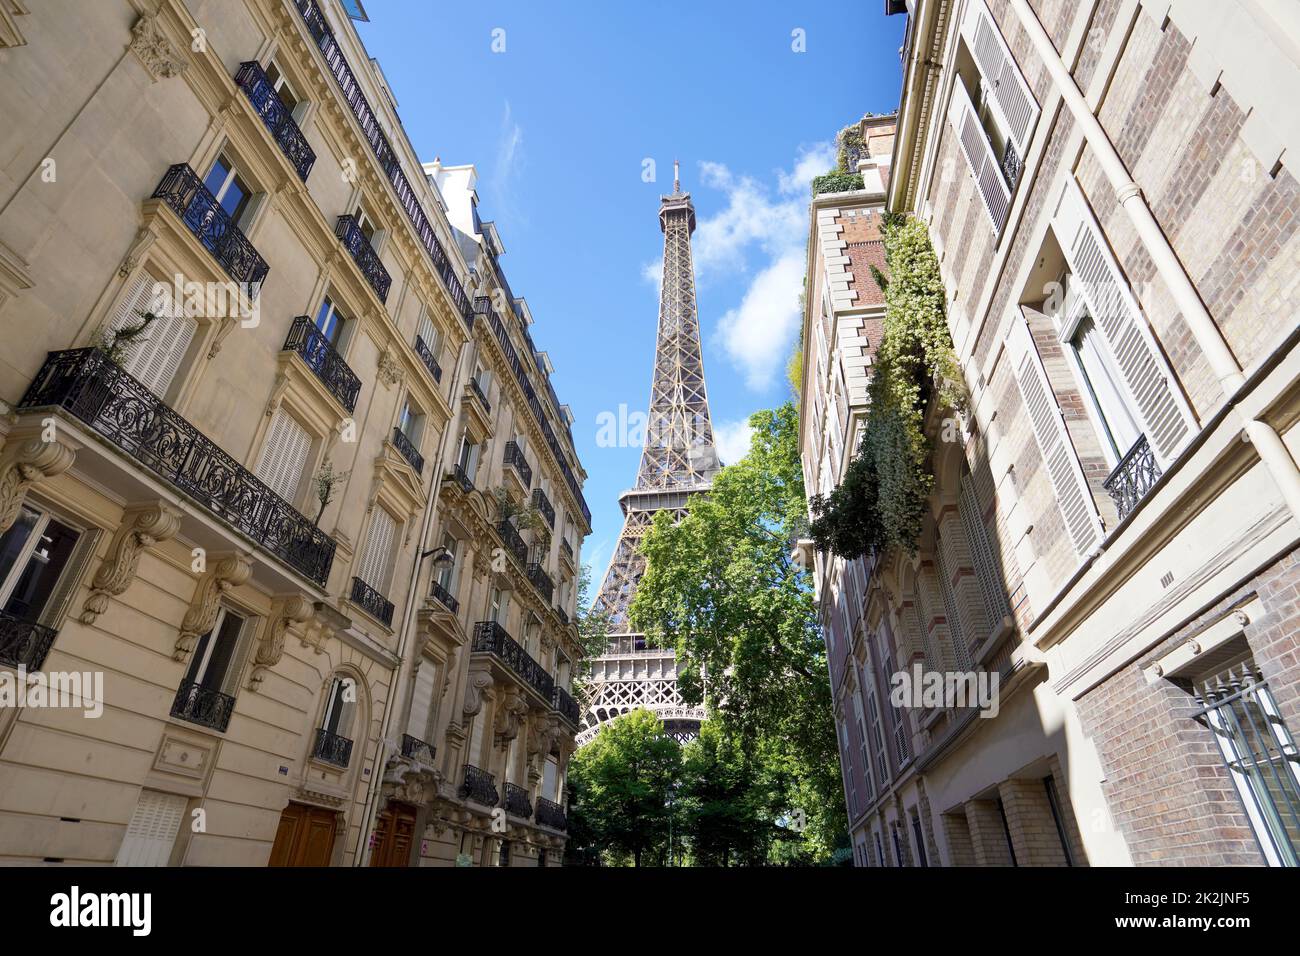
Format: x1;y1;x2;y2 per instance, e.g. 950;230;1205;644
0;0;586;867
803;0;1300;866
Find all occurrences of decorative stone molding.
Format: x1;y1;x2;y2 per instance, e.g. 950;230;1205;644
173;552;253;662
117;227;158;279
493;689;529;747
0;239;34;311
461;667;494;718
0;435;76;535
79;500;183;625
129;14;189;83
376;347;404;389
248;594;315;690
299;599;351;655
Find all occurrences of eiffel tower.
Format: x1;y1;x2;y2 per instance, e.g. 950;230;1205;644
580;163;718;746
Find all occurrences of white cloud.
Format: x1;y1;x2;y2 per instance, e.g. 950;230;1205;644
691;144;832;391
490;101;525;221
714;417;757;468
640;257;662;289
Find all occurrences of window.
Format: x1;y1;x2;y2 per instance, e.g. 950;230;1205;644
543;756;559;801
114;790;188;866
497;839;510;867
473;362;492;396
865;670;888;789
435;533;459;594
322;675;356;740
416;306;441;356
911;813;929;867
537;848;547;867
352;205;377;246
106;271;197;398
1043;775;1075;866
314;295;348;348
255;408;312;505
489;587;509;625
0;505;88;663
263;59;300;115
996;796;1019;866
892;826;906;867
874;831;885;867
203;153;253;224
850;682;876;803
397;398;424;446
182;608;245;696
456;431;480;481
1065;310;1141;465
357;507;397;593
405;658;438;744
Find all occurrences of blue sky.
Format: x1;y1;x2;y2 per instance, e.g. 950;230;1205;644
357;1;907;586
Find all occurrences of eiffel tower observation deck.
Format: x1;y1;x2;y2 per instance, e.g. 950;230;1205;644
581;163;719;746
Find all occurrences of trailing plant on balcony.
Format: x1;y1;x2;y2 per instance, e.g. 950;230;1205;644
810;214;965;560
811;171;864;196
91;309;158;366
312;459;351;526
835;120;867;173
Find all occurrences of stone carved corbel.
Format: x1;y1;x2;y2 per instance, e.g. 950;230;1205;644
0;435;76;535
299;599;351;655
461;667;494;719
129;14;189;83
118;227;158;278
248;594;315;690
493;689;528;747
173;552;253;662
79;500;183;625
376;348;404;389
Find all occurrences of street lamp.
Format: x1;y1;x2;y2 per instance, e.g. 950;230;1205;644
420;546;455;571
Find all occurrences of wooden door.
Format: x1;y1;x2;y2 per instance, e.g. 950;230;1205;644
268;802;339;867
370;801;417;867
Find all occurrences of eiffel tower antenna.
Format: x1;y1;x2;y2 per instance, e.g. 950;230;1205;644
581;165;717;746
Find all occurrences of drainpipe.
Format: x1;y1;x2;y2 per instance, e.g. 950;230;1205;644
1007;0;1300;522
352;324;473;866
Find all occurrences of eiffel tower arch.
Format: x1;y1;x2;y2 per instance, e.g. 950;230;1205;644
585;164;716;746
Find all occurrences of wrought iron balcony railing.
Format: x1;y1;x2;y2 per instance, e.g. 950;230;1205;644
152;163;269;292
504;782;533;819
561;537;573;561
496;519;528;565
503;440;532;488
234;60;315;181
553;685;580;726
467;377;491;414
0;609;58;671
350;576;394;627
447;464;474;494
535;797;568;832
532;488;555;528
171;679;236;733
429;579;459;614
472;620;555;701
556;606;569;626
292;0;474;327
1103;433;1162;523
459;763;499;806
391;426;424;474
1001;139;1024;192
526;562;554;603
313;727;354;767
400;733;436;764
20;350;335;586
283;315;361;412
335;214;391;303
413;335;442;383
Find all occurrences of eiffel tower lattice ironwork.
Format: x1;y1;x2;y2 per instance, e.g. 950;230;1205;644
580;164;718;746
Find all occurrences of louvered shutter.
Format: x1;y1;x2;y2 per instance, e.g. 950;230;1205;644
962;0;1039;152
948;80;1012;229
1053;180;1196;465
417;311;438;351
405;661;437;741
1007;314;1104;557
256;409;312;504
114;790;187;866
112;274;196;396
543;757;558;801
959;477;1011;622
359;507;397;591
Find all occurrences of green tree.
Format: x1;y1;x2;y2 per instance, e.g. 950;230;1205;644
677;721;771;866
566;708;682;866
630;402;846;861
571;563;611;707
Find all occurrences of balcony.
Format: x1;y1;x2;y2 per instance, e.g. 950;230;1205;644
292;0;474;327
496;519;528;565
313;727;354;767
472;620;555;702
153;164;269;292
467;377;491;414
0;610;58;671
1103;434;1162;523
400;733;436;765
554;685;580;726
335;214;391;303
171;679;236;733
535;797;568;832
459;763;499;806
20;350;335;587
391;426;424;474
283;315;361;413
556;606;569;626
413;335;442;384
503;441;532;489
561;537;574;562
532;488;555;528
350;576;394;627
503;782;533;819
234;60;315;181
446;464;474;494
429;579;459;614
526;562;554;604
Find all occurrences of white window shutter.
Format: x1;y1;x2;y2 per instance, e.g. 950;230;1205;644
1053;180;1196;465
112;274;196;396
1007;314;1104;558
948;80;1012;229
405;661;437;741
962;0;1039;151
543;757;558;800
359;507;397;591
256;409;312;504
114;790;187;866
